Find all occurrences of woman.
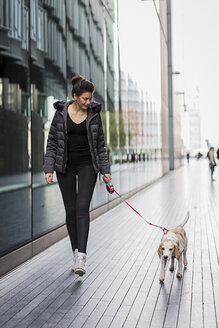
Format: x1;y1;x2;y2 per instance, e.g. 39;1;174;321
207;146;216;181
44;75;111;276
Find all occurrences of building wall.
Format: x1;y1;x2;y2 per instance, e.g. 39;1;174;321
0;0;116;259
120;72;161;160
160;0;184;171
159;0;169;174
188;90;201;153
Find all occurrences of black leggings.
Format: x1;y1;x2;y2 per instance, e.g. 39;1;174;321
56;164;97;254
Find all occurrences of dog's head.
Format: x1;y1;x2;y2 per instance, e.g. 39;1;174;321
158;240;181;260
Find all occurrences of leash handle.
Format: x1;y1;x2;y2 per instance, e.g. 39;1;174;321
106;182;114;194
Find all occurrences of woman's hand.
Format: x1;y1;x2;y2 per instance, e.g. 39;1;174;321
103;173;112;184
45;173;54;184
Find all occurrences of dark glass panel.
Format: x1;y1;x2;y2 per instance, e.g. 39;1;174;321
0;0;31;255
31;0;67;238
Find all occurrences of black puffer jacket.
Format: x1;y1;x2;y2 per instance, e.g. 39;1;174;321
43;99;110;175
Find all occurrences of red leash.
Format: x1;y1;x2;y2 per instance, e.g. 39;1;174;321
106;182;169;234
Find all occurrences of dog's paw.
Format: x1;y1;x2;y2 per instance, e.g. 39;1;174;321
184;260;188;267
176;272;182;278
159;276;165;283
169;266;174;272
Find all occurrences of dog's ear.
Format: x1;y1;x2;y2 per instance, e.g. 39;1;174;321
174;243;181;259
158;244;163;259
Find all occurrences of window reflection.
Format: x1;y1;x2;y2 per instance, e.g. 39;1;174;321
31;0;67;237
0;0;31;255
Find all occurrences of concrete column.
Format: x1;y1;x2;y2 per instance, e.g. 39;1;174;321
167;0;174;170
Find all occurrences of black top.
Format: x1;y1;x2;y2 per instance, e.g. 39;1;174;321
67;112;92;166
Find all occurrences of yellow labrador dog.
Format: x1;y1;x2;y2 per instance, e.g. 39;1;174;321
158;226;188;282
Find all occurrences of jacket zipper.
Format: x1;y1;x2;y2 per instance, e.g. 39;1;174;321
59;108;68;173
86;113;99;173
63;130;68;173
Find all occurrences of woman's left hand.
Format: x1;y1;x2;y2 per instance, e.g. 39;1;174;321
103;173;112;184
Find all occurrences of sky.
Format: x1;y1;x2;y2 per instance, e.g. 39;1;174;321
119;0;219;149
118;0;161;102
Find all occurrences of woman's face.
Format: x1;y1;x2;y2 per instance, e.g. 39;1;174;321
74;92;93;110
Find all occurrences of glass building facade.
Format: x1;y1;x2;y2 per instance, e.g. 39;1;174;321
0;0;163;275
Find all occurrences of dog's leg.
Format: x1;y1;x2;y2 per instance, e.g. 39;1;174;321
176;254;183;278
169;256;175;271
160;259;167;282
183;237;188;267
183;250;188;267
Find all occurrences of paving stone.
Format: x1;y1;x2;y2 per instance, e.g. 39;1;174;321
0;161;219;328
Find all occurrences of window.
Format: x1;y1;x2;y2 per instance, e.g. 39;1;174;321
30;0;37;40
22;5;29;50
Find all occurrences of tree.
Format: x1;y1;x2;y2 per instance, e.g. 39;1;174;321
119;112;126;149
110;111;118;150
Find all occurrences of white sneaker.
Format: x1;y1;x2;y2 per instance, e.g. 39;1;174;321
74;252;86;276
72;248;78;272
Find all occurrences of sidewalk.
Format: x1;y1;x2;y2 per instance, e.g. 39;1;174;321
0;159;218;328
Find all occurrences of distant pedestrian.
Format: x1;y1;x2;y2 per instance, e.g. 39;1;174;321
186;152;190;164
44;75;111;276
217;148;219;160
207;147;217;181
131;152;135;163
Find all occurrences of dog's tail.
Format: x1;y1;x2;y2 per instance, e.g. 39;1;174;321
167;211;190;230
179;211;190;227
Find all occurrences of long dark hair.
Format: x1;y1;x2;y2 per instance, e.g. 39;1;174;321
71;74;95;97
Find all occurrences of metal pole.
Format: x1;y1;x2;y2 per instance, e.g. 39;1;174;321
167;0;174;170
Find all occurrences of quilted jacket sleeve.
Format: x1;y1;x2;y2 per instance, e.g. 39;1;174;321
97;114;110;175
43;112;58;174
